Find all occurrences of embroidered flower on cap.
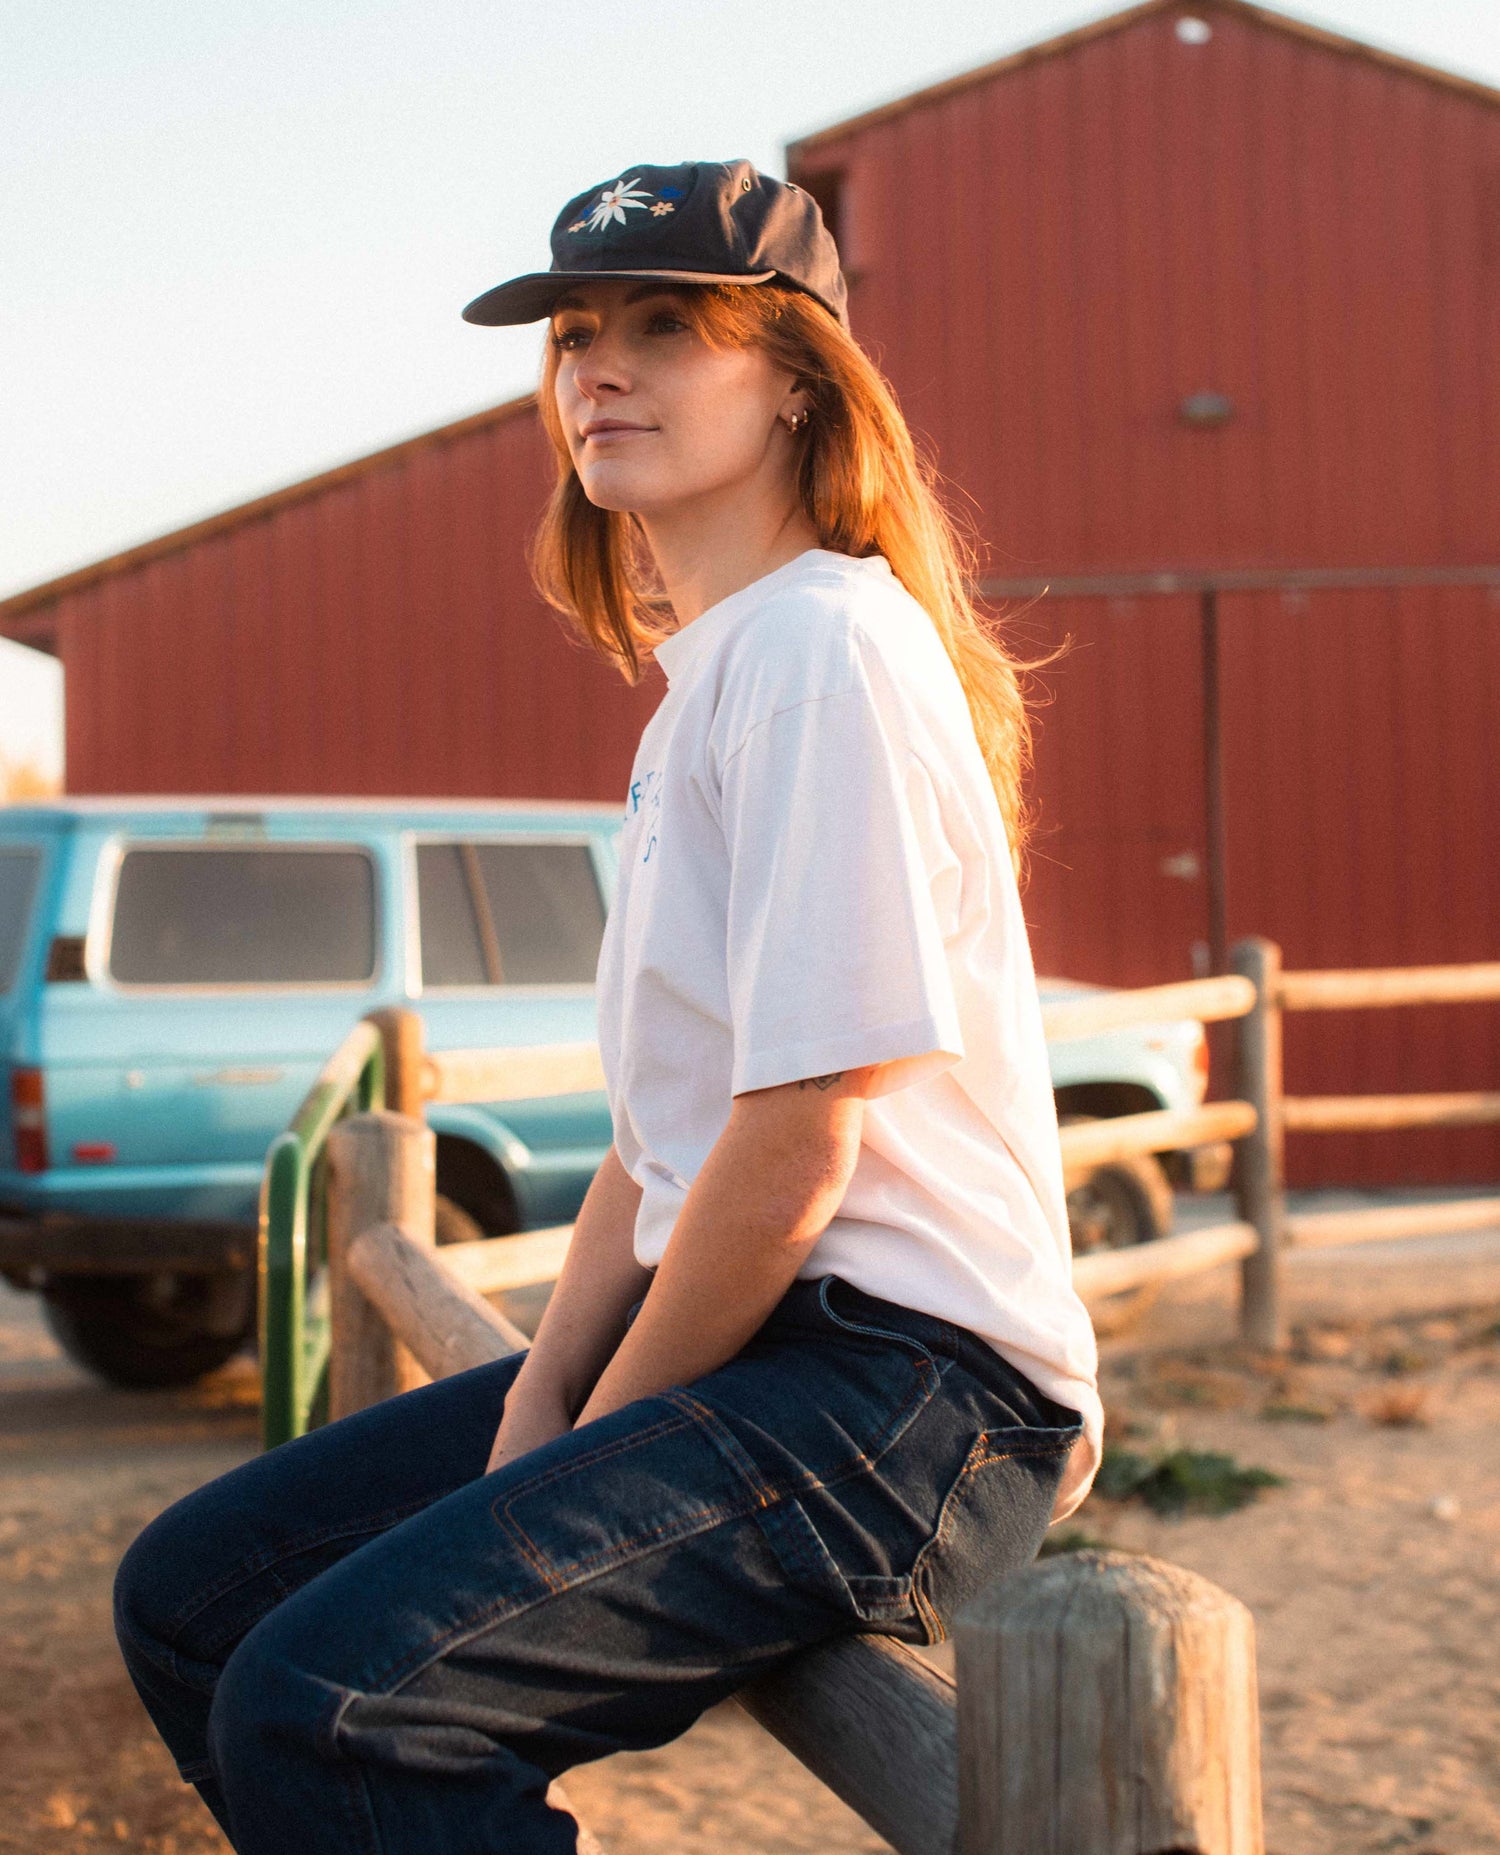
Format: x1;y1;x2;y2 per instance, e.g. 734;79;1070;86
585;176;654;231
649;201;675;217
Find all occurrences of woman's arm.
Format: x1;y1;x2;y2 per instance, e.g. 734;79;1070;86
485;1142;652;1472
573;1065;878;1427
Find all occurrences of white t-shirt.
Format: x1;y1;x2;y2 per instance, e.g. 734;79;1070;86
595;548;1102;1519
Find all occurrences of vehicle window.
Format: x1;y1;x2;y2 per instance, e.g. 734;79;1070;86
417;840;605;987
472;842;605;984
415;844;488;987
0;848;41;993
109;847;376;986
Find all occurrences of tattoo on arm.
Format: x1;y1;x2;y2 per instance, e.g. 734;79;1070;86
797;1072;845;1092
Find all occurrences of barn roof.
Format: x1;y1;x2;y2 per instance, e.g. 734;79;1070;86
0;390;538;640
788;0;1500;160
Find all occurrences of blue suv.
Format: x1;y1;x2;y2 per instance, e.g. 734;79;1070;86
0;798;620;1387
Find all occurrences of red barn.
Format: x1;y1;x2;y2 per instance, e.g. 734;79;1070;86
4;0;1498;1183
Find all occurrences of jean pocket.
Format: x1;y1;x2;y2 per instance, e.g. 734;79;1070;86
814;1276;947;1379
756;1495;919;1632
910;1421;1082;1643
489;1401;762;1595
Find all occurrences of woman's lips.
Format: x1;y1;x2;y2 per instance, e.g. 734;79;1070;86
581;422;656;442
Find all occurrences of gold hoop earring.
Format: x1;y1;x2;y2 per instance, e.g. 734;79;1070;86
784;409;811;433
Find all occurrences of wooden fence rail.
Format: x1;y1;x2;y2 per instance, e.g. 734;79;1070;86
1229;937;1500;1345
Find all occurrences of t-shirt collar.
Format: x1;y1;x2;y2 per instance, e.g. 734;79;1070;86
651;548;851;688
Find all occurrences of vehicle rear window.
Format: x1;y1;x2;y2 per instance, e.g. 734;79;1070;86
109;846;376;986
0;847;42;993
417;841;604;987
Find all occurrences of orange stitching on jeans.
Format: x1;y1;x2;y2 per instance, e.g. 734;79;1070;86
489;1412;696;1594
665;1391;780;1507
488;1412;691;1510
968;1431;1081;1471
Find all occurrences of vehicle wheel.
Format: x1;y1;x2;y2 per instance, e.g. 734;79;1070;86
41;1266;256;1389
1060;1115;1175;1255
433;1193;487;1247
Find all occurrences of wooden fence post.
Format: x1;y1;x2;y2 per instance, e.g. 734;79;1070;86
326;1111;437;1418
956;1550;1263;1855
367;1007;427;1118
1231;936;1287;1351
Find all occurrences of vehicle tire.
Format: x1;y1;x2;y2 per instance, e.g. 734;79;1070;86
41;1266;256;1390
1060;1114;1175;1255
433;1193;487;1247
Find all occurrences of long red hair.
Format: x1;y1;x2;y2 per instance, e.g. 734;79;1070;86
528;282;1045;875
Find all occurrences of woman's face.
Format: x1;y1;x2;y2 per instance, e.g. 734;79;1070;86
550;281;804;517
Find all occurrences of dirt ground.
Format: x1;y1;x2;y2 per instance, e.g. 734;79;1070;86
2;1219;1497;1855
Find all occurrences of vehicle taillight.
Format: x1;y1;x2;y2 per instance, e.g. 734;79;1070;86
1192;1031;1211;1100
10;1068;49;1173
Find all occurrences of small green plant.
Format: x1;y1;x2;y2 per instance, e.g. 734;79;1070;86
1094;1445;1283;1517
1260;1400;1331;1423
1380;1346;1428;1377
1037;1527;1114;1558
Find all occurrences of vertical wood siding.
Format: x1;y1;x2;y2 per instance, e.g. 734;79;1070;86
52;407;661;804
794;3;1500;570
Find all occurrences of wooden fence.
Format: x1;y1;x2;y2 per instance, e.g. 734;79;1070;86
1226;940;1500;1348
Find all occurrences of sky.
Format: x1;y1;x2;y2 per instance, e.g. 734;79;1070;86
4;0;1499;776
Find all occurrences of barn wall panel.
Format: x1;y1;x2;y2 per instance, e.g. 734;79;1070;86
1221;584;1500;1183
796;2;1500;570
54;405;660;806
1021;595;1208;988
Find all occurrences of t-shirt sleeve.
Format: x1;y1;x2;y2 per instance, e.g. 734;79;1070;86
719;681;966;1098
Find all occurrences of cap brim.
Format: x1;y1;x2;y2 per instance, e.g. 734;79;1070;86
461;268;779;326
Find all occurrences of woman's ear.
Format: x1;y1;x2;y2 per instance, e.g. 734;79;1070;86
779;389;814;434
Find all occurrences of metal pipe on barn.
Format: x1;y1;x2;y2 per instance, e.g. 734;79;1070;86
1201;584;1228;980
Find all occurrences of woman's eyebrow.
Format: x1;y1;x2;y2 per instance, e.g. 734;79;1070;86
623;283;686;304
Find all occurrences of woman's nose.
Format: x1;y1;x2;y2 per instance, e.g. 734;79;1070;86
574;333;631;399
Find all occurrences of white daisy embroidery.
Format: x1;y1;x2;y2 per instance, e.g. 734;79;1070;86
586;176;654;231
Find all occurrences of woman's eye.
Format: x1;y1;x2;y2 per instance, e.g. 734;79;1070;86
551;325;591;351
645;311;688;335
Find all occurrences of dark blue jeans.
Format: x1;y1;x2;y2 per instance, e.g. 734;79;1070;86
113;1274;1082;1853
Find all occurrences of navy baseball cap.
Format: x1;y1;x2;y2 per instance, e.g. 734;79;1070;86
461;159;848;330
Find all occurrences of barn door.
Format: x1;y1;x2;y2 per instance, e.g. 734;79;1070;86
1022;594;1211;990
1221;584;1500;1186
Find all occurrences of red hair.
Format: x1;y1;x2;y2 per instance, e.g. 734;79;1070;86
528;282;1047;875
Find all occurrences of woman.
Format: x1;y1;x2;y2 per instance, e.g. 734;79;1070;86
113;159;1102;1854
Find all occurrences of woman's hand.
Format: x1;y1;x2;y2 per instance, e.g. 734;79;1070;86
485;1372;573;1475
480;1142;651;1476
